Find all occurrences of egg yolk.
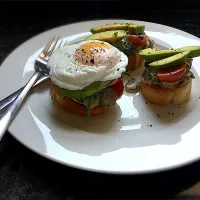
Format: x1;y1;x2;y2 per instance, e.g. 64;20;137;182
74;42;111;66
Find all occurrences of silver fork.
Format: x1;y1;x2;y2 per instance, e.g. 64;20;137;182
0;75;50;113
0;36;63;140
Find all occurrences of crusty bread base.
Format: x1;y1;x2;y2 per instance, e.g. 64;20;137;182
128;53;144;71
50;81;109;115
140;79;192;106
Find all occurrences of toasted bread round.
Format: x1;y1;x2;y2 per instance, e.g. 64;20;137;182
128;53;144;71
50;81;108;115
140;78;192;106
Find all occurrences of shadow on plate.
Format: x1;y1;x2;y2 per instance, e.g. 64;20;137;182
48;88;200;156
49;99;122;134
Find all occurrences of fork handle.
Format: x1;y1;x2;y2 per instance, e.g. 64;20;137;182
0;75;50;113
0;71;42;140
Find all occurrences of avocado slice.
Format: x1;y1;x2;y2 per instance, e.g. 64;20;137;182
91;23;130;33
149;51;190;68
90;23;145;34
128;24;145;34
139;48;177;61
139;46;200;62
84;30;126;42
176;46;200;58
58;80;113;99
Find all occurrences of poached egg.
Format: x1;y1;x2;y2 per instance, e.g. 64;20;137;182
48;40;128;90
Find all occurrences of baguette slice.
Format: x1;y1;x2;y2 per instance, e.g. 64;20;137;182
140;78;192;105
128;52;144;70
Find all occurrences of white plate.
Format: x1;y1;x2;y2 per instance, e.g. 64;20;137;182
1;19;200;174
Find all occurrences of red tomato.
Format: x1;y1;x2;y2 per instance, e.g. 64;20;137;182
127;35;148;46
109;78;124;99
157;64;187;83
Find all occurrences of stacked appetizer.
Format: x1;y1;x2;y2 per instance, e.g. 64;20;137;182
85;22;154;71
139;46;200;105
47;40;128;116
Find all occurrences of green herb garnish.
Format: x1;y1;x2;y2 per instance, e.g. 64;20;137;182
87;95;94;119
144;68;151;80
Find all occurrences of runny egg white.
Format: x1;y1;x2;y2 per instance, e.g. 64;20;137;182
47;40;128;90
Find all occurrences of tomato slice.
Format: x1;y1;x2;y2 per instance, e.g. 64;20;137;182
157;64;187;83
127;34;148;46
109;78;124;99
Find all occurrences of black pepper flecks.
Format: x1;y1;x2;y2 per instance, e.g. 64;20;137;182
150;125;152;127
90;58;94;64
145;101;148;105
117;68;119;71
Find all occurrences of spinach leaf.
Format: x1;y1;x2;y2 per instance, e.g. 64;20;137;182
144;68;151;81
86;95;94;119
112;38;138;56
99;88;116;107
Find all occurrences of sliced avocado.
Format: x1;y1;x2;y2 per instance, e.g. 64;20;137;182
128;24;145;34
176;46;200;58
149;51;190;68
90;23;145;34
58;80;112;99
139;46;200;62
139;48;179;61
84;30;126;42
91;23;129;33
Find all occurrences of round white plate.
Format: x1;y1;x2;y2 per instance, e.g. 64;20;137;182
1;19;200;174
